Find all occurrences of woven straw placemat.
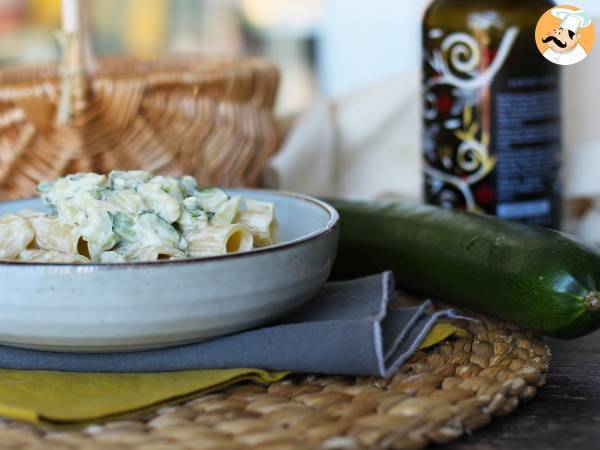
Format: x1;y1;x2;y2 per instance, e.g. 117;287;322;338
0;311;550;450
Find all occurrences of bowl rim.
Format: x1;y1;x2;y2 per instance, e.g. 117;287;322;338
0;189;339;270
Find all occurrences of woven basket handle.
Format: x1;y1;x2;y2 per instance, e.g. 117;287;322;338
57;0;95;124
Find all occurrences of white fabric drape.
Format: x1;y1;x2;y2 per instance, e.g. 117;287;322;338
264;68;600;243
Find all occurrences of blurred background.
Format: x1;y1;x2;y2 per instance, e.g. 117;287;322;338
2;0;595;116
2;0;600;227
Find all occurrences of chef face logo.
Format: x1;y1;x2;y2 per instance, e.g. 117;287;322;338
535;5;595;65
542;27;580;52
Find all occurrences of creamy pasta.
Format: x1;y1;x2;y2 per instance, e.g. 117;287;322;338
0;171;277;263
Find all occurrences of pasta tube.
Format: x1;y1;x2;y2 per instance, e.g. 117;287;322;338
0;214;35;260
25;214;84;255
131;245;187;262
211;195;241;225
18;249;89;263
237;198;277;247
187;224;253;257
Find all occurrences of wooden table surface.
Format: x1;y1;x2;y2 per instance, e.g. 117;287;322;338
439;330;600;450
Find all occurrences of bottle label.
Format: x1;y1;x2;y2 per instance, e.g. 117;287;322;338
423;25;561;226
493;85;561;225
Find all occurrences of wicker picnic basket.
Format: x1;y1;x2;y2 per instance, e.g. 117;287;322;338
0;0;280;200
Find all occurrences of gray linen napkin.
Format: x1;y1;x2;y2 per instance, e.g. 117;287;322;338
0;272;456;377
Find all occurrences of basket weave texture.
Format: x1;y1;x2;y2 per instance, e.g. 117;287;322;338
0;310;550;450
0;55;280;200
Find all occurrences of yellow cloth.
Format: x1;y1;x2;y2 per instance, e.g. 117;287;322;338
0;323;465;426
419;321;468;349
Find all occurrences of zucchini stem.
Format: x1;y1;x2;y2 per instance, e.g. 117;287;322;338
584;291;600;312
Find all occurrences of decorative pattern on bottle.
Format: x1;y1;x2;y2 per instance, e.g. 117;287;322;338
423;26;519;211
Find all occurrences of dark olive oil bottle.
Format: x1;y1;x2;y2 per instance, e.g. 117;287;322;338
422;0;561;228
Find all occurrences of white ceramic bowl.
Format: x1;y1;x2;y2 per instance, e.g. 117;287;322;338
0;190;339;352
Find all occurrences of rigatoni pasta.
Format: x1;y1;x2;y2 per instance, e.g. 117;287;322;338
0;171;277;263
187;224;253;258
237;198;277;247
25;213;83;255
0;214;34;260
18;249;90;263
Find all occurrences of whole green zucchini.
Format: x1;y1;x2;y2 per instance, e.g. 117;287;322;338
328;199;600;338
